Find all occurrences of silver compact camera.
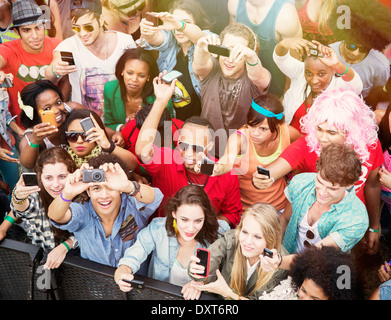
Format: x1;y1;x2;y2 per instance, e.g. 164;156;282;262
82;169;105;183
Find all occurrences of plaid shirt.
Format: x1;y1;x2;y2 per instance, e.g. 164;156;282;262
11;192;55;251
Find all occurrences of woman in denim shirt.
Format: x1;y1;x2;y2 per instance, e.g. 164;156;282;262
114;185;229;290
139;0;214;121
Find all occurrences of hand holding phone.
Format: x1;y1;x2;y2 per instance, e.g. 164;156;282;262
60;51;75;65
208;45;230;57
257;166;270;178
22;173;39;186
80;116;95;142
145;12;158;27
263;248;274;258
161;70;182;84
40;109;57;128
195;248;210;278
200;157;215;176
122;278;145;289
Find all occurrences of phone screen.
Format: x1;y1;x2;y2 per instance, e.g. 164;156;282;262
23;173;38;186
196;248;210;277
61;51;75;65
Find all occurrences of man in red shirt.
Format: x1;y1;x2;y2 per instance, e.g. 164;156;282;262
0;0;62;127
136;74;242;228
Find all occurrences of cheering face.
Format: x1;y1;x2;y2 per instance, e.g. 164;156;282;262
40;162;70;198
72;13;103;47
314;173;348;207
219;33;248;79
172;204;205;242
238;214;267;264
36;89;67;127
87;183;122;217
315;121;346;149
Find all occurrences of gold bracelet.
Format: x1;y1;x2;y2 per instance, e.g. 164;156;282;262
12;187;27;205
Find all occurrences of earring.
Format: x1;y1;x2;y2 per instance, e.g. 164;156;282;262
173;219;178;233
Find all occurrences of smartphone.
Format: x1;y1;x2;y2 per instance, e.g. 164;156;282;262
207;45;230;57
80;117;95;142
263;248;274;258
196;248;210;278
0;77;13;88
257;166;270;178
200;157;215;176
161;70;182;84
40;109;57;128
122;278;145;290
22;172;39;186
146;12;158;27
60;51;75;65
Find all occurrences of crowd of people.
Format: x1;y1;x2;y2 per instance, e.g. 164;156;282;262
0;0;390;301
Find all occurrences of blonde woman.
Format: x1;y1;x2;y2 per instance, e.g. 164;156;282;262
183;203;288;300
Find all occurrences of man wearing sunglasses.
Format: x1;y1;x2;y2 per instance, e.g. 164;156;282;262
0;0;62;128
45;0;137;118
135;74;242;229
260;143;368;272
328;0;391;99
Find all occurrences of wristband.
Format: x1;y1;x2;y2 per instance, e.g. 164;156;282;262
369;227;379;233
245;59;260;66
177;20;186;32
61;241;70;252
101;139;116;153
25;134;40;149
60;192;71;202
4;215;15;225
51;65;61;78
335;64;348;77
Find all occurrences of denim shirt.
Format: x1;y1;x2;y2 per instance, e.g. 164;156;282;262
118;217;230;282
0;91;15;148
144;29;215;97
51;189;163;267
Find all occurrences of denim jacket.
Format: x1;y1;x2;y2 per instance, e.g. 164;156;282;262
118;217;230;282
144;29;215;97
0;91;15;148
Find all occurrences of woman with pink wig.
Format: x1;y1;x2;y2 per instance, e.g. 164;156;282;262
252;88;384;254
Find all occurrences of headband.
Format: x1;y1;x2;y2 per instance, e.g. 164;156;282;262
251;100;283;120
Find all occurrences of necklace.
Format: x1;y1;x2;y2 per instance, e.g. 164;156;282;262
184;169;209;188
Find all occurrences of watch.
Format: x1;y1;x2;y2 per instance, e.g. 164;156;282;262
128;180;140;197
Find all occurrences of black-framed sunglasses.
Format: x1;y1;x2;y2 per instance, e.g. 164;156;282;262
116;0;146;17
65;131;88;143
178;141;209;154
303;229;315;248
72;23;95;33
345;42;367;54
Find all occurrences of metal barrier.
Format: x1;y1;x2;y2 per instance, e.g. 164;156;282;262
0;236;221;301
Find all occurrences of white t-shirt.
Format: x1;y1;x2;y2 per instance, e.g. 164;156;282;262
296;211;322;254
54;31;136;117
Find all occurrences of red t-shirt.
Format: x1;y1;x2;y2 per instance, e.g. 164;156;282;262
139;146;243;227
280;136;384;203
290;101;309;135
0;37;61;125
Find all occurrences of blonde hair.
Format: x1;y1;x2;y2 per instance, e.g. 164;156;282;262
318;0;337;34
230;203;282;296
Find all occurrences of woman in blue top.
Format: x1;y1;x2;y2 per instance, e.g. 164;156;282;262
114;184;229;290
139;0;213;121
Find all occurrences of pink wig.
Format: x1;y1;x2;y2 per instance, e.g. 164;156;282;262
300;88;378;163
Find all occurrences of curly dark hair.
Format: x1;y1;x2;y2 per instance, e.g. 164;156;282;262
290;246;364;300
328;0;391;51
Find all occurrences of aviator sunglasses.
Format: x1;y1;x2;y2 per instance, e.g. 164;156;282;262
65;131;88;143
177;141;211;154
116;0;146;18
71;23;95;33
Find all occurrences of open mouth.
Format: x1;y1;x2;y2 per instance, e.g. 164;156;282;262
99;200;112;209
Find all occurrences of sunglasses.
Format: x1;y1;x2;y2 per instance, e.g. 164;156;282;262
65;131;88;143
345;42;367;54
178;141;209;154
116;0;146;17
72;23;95;33
303;229;315;248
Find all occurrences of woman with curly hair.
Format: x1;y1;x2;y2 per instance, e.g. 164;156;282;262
252;89;384;254
290;246;363;300
328;0;391;98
